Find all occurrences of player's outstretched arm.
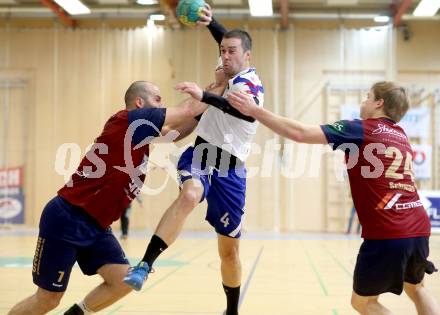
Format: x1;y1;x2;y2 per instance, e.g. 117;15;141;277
228;92;327;144
175;81;256;122
174;81;226;138
163;97;205;127
156;97;203;142
159;119;198;143
160;80;227;142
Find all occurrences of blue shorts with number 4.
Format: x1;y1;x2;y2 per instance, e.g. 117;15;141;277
177;146;246;238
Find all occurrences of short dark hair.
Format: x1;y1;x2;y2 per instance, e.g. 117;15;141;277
124;81;150;107
223;29;252;52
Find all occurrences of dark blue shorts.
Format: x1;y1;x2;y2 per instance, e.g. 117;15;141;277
353;237;437;296
177;146;246;238
32;196;129;292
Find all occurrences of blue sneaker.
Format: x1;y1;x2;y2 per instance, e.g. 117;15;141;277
123;261;150;291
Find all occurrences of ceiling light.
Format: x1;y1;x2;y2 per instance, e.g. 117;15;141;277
413;0;440;17
150;14;165;21
248;0;273;17
137;0;158;5
53;0;91;15
374;15;390;23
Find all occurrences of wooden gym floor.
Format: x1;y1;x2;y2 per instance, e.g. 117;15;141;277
0;228;439;315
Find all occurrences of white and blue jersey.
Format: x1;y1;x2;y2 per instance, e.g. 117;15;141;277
179;67;264;238
196;67;264;162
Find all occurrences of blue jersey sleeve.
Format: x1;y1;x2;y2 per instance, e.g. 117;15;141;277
320;119;364;151
127;108;166;146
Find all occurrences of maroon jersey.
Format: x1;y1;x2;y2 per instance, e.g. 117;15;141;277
59;108;166;228
321;117;431;239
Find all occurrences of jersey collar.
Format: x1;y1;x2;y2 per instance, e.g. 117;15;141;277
232;67;255;79
378;117;397;124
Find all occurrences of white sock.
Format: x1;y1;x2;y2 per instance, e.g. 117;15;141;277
77;300;94;314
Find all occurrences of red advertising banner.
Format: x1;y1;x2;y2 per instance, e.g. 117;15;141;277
0;167;25;224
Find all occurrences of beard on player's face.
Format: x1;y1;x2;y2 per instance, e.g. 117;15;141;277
222;56;246;77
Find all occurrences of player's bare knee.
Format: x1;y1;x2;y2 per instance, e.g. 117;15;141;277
219;247;240;265
99;264;131;288
179;187;200;210
101;277;132;297
115;272;133;294
365;298;386;314
35;288;64;312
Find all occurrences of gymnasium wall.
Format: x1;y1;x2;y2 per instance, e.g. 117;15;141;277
0;20;439;233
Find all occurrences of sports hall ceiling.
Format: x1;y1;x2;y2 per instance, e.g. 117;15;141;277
0;0;437;28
